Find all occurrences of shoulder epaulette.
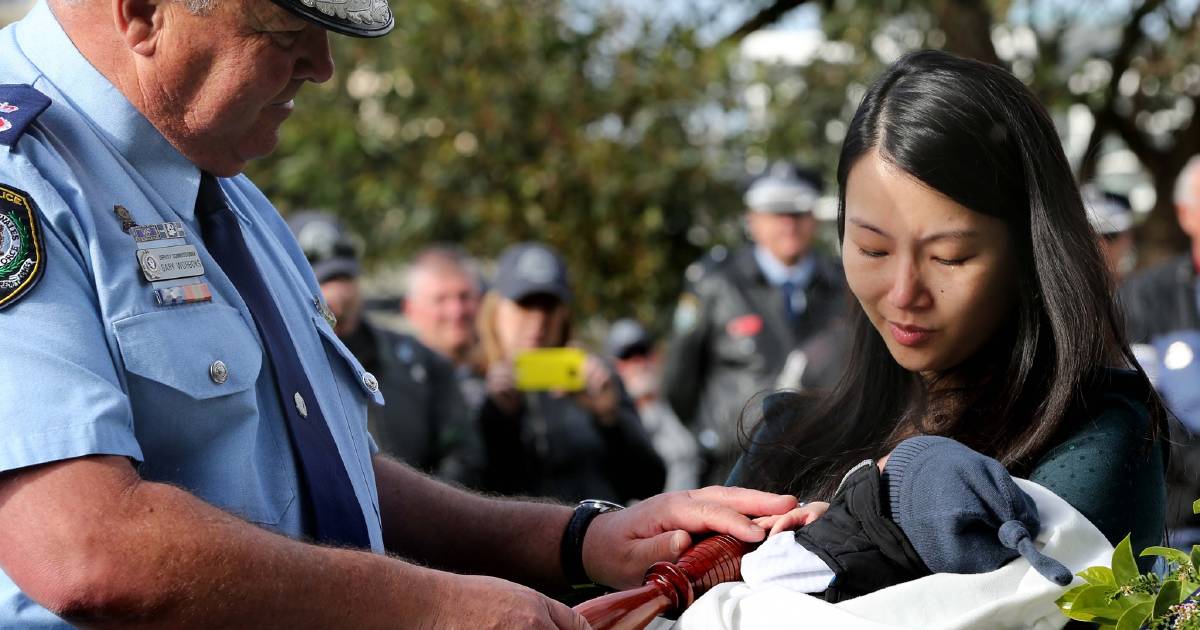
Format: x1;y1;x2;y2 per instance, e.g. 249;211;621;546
0;84;51;148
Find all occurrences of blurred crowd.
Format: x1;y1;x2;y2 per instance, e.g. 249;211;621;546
292;156;1200;549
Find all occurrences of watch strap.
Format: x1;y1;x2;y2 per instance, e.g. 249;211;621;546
560;500;622;586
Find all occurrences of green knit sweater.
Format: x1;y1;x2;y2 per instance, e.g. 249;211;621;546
727;369;1167;554
1027;373;1166;554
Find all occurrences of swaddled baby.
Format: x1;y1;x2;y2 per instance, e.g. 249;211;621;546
741;436;1074;602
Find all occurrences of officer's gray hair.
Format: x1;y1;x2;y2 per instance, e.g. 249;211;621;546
1173;155;1200;208
182;0;217;14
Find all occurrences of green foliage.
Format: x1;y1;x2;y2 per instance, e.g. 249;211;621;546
1057;533;1200;629
248;0;748;330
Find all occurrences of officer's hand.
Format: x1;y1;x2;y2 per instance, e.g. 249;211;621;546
433;574;590;629
580;486;797;589
485;361;522;415
576;356;619;427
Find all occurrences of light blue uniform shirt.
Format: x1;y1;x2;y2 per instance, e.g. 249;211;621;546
0;3;385;625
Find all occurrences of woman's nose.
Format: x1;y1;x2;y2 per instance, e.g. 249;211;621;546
886;258;931;311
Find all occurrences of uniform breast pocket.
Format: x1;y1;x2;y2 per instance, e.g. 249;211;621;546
310;315;384;432
113;304;296;526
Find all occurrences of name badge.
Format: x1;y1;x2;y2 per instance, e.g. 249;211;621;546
137;244;206;282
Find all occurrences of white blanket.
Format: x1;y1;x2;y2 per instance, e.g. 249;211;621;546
672;479;1113;630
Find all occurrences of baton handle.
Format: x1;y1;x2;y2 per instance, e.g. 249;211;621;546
573;534;754;630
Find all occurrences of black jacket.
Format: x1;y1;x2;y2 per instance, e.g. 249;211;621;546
1119;254;1200;531
794;461;928;602
344;320;485;487
477;383;666;504
663;246;849;485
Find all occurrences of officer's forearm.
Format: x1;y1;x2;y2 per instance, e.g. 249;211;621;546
374;455;573;590
0;456;464;628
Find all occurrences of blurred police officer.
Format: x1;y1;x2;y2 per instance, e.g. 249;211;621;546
1121;157;1200;549
0;0;795;626
1080;184;1136;281
663;162;849;486
290;213;484;487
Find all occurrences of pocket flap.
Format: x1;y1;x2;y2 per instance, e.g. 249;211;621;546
114;304;263;400
312;315;385;406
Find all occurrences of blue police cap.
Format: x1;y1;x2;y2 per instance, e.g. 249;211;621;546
287;211;361;283
269;0;394;39
493;242;571;304
606;318;653;359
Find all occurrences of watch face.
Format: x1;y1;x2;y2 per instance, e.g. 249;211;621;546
580;499;624;513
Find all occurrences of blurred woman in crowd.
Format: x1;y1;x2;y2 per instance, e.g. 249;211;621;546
729;50;1168;554
474;242;665;503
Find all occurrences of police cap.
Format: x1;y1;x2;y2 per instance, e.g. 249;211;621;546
270;0;394;39
744;162;824;214
1080;184;1133;235
287;211;361;283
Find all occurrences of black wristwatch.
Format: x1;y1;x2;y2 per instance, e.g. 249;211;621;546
560;499;624;587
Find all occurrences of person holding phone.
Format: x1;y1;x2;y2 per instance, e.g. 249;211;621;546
474;242;666;503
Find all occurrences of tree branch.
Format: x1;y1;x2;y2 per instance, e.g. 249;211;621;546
933;0;1002;67
1077;0;1165;181
725;0;816;43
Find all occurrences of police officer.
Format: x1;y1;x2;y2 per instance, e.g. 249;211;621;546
0;0;795;626
663;162;849;486
1120;156;1200;548
289;212;485;487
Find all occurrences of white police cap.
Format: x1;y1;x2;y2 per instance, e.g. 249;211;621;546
1080;184;1133;235
744;162;823;214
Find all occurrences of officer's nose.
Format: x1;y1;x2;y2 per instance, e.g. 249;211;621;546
295;27;335;84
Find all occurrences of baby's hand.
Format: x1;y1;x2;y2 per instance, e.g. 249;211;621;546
752;501;830;536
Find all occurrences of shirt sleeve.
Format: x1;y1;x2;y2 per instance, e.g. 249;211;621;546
0;165;142;473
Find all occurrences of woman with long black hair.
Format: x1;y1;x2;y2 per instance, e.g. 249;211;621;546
729;49;1168;552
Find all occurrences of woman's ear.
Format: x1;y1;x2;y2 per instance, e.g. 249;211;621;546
113;0;167;56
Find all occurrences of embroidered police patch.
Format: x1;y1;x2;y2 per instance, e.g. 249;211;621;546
0;184;45;310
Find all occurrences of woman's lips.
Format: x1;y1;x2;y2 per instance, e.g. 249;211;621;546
888;322;934;347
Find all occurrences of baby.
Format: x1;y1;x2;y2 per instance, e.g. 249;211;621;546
741;435;1074;602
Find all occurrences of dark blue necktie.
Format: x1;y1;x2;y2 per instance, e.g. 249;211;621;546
781;280;802;321
196;173;370;549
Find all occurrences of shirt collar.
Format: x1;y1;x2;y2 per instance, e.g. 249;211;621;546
754;245;816;289
16;0;201;219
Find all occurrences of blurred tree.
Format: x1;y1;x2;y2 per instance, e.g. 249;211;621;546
737;0;1200;266
249;0;747;331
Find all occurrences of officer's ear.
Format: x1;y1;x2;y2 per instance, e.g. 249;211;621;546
114;0;168;56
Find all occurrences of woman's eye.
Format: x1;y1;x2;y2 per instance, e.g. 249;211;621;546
933;256;970;266
858;247;887;258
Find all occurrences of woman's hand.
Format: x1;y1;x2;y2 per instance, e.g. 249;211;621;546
752;501;830;536
576;355;619;427
485;361;522;416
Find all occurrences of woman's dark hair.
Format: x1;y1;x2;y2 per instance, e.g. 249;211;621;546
738;49;1164;499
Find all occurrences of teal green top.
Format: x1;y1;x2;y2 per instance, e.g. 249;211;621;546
1027;373;1166;555
728;369;1167;555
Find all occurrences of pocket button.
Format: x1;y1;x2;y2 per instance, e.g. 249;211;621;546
209;360;229;385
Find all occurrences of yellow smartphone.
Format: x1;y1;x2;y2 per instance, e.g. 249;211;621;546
514;348;587;392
